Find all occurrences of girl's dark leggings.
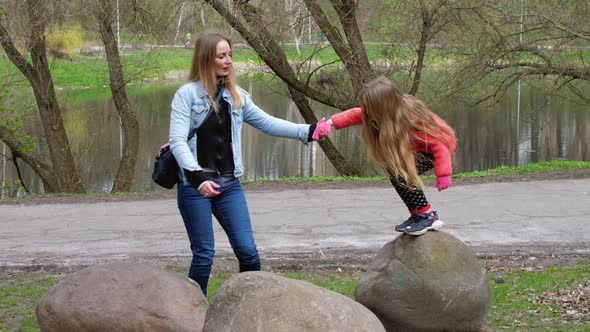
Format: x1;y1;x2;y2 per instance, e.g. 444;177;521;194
389;153;435;214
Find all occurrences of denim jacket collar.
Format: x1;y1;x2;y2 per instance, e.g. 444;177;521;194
193;81;232;104
193;81;207;99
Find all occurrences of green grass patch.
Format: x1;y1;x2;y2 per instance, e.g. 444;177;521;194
452;160;590;180
0;276;57;332
57;82;181;105
242;175;387;185
241;160;590;185
488;264;590;331
1;264;588;331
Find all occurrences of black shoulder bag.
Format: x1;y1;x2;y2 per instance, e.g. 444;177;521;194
152;88;224;189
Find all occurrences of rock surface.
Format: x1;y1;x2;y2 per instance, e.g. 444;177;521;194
204;271;385;332
36;262;207;332
355;231;491;331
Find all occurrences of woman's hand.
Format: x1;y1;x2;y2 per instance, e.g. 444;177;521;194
436;176;452;191
198;180;221;198
184;170;221;197
312;118;332;141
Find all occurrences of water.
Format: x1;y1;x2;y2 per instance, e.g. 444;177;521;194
1;79;589;196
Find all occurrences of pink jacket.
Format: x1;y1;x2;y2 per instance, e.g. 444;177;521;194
331;107;456;177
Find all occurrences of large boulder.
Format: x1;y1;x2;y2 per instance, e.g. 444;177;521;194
36;262;208;332
355;231;491;332
204;271;385;332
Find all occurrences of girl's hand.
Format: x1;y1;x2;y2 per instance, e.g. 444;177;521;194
436;176;452;191
312;118;332;141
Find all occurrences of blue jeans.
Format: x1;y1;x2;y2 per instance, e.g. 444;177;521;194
177;176;260;295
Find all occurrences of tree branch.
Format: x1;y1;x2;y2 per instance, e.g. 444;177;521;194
11;155;30;194
303;0;351;64
531;13;590;42
0;21;36;83
206;0;339;108
0;125;56;190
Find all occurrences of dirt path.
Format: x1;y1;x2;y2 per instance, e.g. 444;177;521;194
1;170;589;278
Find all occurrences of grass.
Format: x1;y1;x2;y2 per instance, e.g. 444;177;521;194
0;46;263;90
452;160;590;179
0;276;57;332
488;264;590;331
2;43;586;106
1;264;588;331
0;43;465;93
241;160;590;185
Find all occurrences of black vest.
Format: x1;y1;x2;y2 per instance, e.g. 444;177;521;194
196;90;235;176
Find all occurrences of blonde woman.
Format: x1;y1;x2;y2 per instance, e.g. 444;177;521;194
170;31;319;295
314;77;456;236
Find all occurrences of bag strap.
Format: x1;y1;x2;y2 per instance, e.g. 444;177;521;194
187;87;225;141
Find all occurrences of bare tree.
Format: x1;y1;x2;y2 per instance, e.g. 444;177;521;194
173;0;187;44
283;0;307;54
0;0;84;193
453;1;590;104
303;0;374;94
409;0;453;95
95;0;140;192
1;0;141;194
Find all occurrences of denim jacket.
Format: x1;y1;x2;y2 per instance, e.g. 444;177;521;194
169;81;311;185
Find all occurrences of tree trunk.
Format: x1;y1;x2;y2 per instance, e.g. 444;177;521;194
409;0;432;96
0;125;58;191
288;86;360;176
304;0;375;96
97;0;140;193
328;0;375;89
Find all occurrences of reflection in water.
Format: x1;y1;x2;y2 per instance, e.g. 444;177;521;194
1;80;589;196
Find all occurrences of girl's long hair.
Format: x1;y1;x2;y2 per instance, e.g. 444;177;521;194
187;31;243;109
359;77;456;188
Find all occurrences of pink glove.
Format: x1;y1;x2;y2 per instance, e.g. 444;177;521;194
312;118;332;141
436;176;452;191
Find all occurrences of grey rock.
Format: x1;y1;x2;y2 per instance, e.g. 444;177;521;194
204;271;385;332
355;231;491;332
36;262;207;332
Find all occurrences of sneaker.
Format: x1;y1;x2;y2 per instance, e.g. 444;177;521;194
395;214;420;232
403;211;444;236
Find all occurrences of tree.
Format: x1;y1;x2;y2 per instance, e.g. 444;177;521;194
409;0;454;95
95;0;140;192
452;1;590;104
0;0;141;194
0;0;84;193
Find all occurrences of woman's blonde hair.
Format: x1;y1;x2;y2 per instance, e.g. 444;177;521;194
359;77;456;188
188;31;243;109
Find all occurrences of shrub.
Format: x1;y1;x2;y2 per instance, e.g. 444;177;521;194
46;23;84;59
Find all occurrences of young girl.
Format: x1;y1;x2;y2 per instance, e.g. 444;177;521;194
314;77;456;236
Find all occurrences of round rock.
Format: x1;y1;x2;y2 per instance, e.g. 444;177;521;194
355;231;491;331
36;262;208;332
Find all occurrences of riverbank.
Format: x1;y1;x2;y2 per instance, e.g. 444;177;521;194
2;165;589;205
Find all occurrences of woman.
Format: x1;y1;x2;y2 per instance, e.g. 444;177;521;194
169;31;319;295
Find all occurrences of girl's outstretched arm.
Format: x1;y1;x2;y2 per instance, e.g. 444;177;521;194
330;107;363;129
